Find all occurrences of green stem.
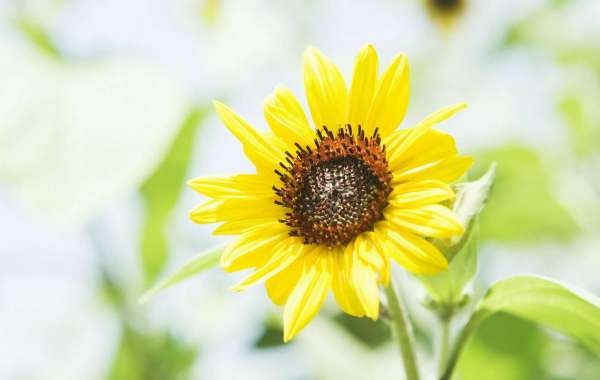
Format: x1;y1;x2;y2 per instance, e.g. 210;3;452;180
439;309;488;380
437;316;451;377
384;278;420;380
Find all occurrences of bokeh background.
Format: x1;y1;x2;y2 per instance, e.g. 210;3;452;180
2;0;600;379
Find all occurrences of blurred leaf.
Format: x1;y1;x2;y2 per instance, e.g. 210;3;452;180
254;316;286;349
139;244;225;304
472;144;579;244
332;313;391;350
421;228;478;310
448;163;496;250
14;17;60;59
446;276;600;380
200;0;221;25
106;325;198;380
560;94;600;157
477;275;600;355
139;107;207;283
419;164;495;308
458;313;547;380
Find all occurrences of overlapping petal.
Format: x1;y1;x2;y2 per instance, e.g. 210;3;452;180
283;253;332;342
374;222;448;275
385;204;464;238
365;53;410;137
388;180;455;207
189;197;283;224
213;101;282;174
188;174;273;199
303;47;348;129
347;44;378;132
264;85;314;149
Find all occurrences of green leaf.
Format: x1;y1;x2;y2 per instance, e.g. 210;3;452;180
139;244;225;305
457;313;548;380
254;314;286;349
478;275;600;355
560;91;600;157
420;229;478;310
443;275;600;380
139;107;207;283
447;163;496;256
106;325;198;380
418;164;495;308
14;17;61;59
472;144;579;244
332;313;391;350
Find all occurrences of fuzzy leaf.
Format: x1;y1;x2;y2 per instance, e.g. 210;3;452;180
418;165;495;307
477;275;600;355
139;107;207;284
139;244;225;304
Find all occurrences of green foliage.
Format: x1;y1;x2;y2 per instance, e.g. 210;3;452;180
472;144;579;244
478;275;600;355
139;107;207;284
560;94;600;157
254;316;287;349
332;313;391;350
199;0;221;25
106;325;198;380
14;17;61;59
445;276;600;379
421;230;478;312
139;244;225;304
419;164;495;309
458;313;547;380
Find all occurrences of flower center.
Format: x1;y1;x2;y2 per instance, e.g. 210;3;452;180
274;126;392;246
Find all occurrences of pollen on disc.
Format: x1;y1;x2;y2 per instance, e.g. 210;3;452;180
273;125;392;246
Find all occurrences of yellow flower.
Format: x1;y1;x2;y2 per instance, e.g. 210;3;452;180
188;45;472;341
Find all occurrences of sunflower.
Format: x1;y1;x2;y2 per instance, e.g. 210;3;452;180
188;45;472;341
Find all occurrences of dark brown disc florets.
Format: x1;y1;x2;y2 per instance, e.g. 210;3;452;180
273;125;392;246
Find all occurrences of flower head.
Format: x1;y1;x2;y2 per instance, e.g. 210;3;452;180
189;45;472;341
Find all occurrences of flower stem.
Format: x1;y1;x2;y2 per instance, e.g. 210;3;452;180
437;316;451;377
439;309;487;380
384;278;420;380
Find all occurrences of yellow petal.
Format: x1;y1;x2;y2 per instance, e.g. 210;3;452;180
386;103;467;166
189;197;284;224
365;231;391;287
389;180;455;207
365;54;409;137
303;46;348;129
213;101;282;174
331;244;367;317
220;221;288;270
266;257;304;305
347;44;378;134
188;174;273;199
355;233;386;275
393;155;474;184
351;237;380;319
188;199;222;223
213;217;279;235
264;85;314;149
283;253;332;342
231;240;307;291
386;128;455;172
374;222;448;275
385;204;464;238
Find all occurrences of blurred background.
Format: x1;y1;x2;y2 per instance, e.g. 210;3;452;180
1;0;600;379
